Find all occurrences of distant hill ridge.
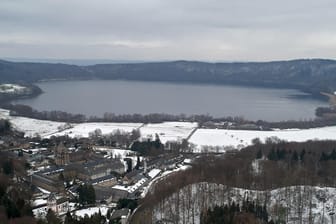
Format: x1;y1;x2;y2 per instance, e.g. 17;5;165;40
1;59;336;95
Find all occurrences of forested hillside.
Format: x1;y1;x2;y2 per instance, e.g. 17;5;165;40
132;140;336;223
1;59;336;95
0;60;93;83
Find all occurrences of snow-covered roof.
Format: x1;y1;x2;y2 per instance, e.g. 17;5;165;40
148;169;161;179
183;158;192;164
37;187;51;194
32;198;47;207
112;178;148;193
22;148;48;154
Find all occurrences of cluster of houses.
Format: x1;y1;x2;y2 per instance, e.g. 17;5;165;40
19;141;186;222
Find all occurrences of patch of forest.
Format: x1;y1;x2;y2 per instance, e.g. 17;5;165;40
3;103;336;130
132;140;336;223
200;202;271;224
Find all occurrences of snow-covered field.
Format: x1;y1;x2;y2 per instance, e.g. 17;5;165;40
139;122;198;143
3;107;336;152
189;127;336;152
0;108;142;138
0;109;66;137
0;109;197;142
153;183;336;224
51;122;143;138
13;117;66;137
0;109;142;137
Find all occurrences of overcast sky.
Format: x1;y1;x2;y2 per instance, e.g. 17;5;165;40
1;0;336;61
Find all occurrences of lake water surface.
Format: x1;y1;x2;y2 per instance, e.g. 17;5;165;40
13;80;328;121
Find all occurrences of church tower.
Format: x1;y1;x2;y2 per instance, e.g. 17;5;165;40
54;142;69;166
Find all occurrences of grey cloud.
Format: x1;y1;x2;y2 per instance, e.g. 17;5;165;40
0;0;336;61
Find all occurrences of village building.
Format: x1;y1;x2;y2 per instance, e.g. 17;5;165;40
47;193;69;215
122;170;145;185
69;149;92;163
90;174;117;186
110;208;130;224
54;143;70;165
31;172;64;193
65;158;125;181
99;187;129;203
32;193;69;218
31;166;65;192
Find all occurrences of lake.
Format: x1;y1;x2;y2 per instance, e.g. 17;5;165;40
13;80;328;121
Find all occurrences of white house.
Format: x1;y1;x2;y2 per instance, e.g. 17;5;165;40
47;193;69;215
33;193;69;218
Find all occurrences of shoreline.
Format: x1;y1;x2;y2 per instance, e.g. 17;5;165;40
1;80;335;130
2;107;336;153
4;80;331;123
1;106;336;133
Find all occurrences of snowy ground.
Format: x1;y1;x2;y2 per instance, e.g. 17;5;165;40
73;206;109;218
50;122;143;138
189;127;336;152
0;109;197;142
139;122;198;143
0;108;142;138
0;84;26;93
3;107;336;152
93;147;136;158
153;183;336;224
0;108;66;137
141;165;191;198
93;147;139;171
